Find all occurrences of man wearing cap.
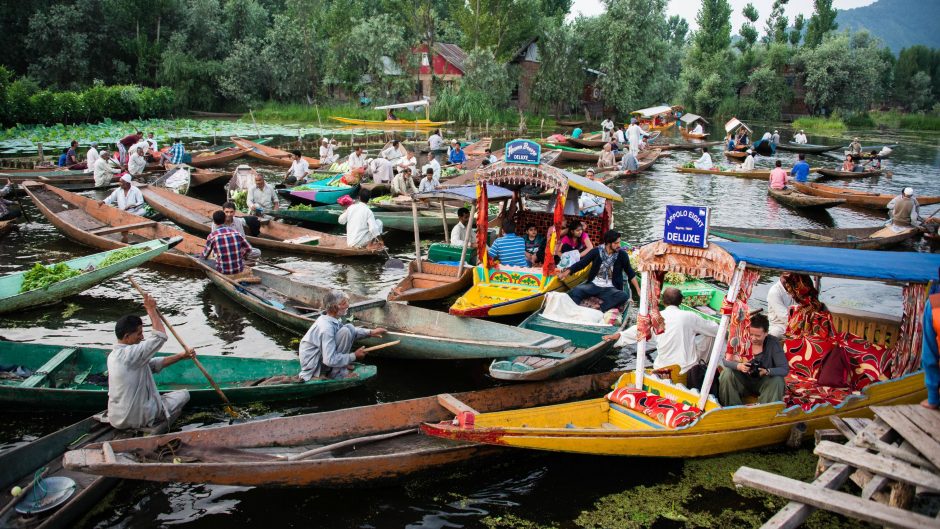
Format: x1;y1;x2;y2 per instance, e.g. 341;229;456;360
93;148;121;187
887;188;921;227
106;292;193;430
338;189;383;248
347;145;368;171
319;138;338;165
103;174;147;215
448;141;466;166
557;230;639;312
739;149;755;171
771;130;780;145
626;118;647;157
369;156;393;184
848;137;862;155
793;130;808;144
127;146;147;177
422;152;441;181
84;142;100;173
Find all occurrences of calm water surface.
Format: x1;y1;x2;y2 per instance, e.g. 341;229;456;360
1;123;937;528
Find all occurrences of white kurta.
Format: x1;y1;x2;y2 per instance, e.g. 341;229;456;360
693;152;713;170
421;159;441;180
614;129;625;144
319;145;338;165
766;280;793;338
338;201;382;247
107;332;168;429
391;173;417;196
104;186;146;215
652;306;720;373
692;123;704;135
740;155;755;171
398;155;417;174
450;221;475;246
626;124;644;156
417;177;439;193
85;147;100;173
128;153;147;176
381;144;406;163
289;158;310;178
347;152;368;170
370;158;393;184
428;134;443;151
93;157;120;187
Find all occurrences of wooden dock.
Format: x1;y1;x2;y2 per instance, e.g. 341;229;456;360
733;404;940;528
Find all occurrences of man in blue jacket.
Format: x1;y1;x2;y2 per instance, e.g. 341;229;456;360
557;230;639;312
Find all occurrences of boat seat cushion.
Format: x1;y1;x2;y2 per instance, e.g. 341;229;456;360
606;387;702;428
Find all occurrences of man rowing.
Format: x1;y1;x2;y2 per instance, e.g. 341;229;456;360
319;139;338;165
202;210;252;274
887;187;921;228
106;294;193;430
298;289;386;380
102;174;146;215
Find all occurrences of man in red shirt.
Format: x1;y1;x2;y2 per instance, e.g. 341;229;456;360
768;159;787;190
117;131;142;168
201;210;252;274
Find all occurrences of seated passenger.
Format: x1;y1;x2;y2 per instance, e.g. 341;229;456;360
718;314;789;405
450;207;476;247
557;219;594;259
299;289;386;380
523;224;545;266
488;218;528;267
201;210;252;275
557;230;639;312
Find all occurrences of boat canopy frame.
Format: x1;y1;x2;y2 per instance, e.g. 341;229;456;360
374;99;431;120
680;113;708;125
724;117;752;134
630;105;679;118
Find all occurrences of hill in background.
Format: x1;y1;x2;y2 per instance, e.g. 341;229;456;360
836;0;940;53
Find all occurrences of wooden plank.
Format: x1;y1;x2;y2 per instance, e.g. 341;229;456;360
762;419;893;529
843;417;872;433
791;229;834;241
829;416;858;440
815;441;940;492
814;429;847;445
874;406;940;469
735;467;937;529
437;393;479;415
19;347;79;388
859;433;938;471
88;220;157;235
904;406;940;445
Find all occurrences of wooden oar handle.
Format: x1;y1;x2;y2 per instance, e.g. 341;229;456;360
360;340;400;353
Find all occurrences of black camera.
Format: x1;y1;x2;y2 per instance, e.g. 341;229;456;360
746;361;762;378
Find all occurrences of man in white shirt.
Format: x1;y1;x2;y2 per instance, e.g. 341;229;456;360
793;130;807;144
391;167;417;196
693;147;713;170
771;130;781;145
85;142;100;173
127;146;147;176
285;150;310;185
369;157;393;184
93;148;120;187
766;276;793;338
146;133;158;153
428;129;444;151
626;118;647;156
421;153;441;181
397;151;417;175
691;122;704;135
738;149;755;171
601;118;614;134
248;173;278;215
418;168;439;193
381;140;406;164
450;207;475;246
347;146;368;170
614;126;626;147
319;138;338;165
102;174;147;215
338;190;383;248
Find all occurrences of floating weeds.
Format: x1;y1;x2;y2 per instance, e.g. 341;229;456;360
60;302;81;319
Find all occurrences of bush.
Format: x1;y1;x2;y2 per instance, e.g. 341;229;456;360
0;81;178;126
6;77;40;124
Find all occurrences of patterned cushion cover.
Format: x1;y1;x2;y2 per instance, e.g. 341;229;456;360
606;387;702;428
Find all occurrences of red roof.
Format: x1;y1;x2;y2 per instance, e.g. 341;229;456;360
415;43;467;76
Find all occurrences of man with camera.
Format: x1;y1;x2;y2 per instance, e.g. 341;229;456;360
718;314;789;406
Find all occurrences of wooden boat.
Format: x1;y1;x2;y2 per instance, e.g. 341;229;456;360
196;261;570;360
189;167;230;188
231;137;320;168
0;341;373;410
489;300;630;382
680;129;708;140
565;136;609;149
677;166;768;179
791;182;940;209
62;371;623;487
816;168;883;180
631;105;679;130
601;150;661;183
331;117;453;128
724;150;748;160
557;119;587;127
151;166;190;194
450;160;623;318
767;187;845;210
387;259;473;302
188;110;244;118
776;142;839;154
0;238;179;314
139;184;382;257
187;146;248;168
22;182;205;269
422;241;932;457
544;144;622;163
710;225;917;250
281;174;358;206
272;204;470;234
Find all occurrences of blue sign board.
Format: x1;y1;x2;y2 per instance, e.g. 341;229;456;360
664;205;710;248
504;139;541;165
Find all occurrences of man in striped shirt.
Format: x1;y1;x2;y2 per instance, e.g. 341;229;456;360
488;218;528;267
202;211;251;274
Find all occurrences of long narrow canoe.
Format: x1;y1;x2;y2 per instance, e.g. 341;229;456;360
658;141;722;150
489;302;630;382
139;184;383;257
0;238;179;314
776;142;839;154
677;166;769;179
0;341;374;410
601;150;661;183
767;188;845;210
565;137;608;149
22;182;205;269
189;168;230;188
723;150;748;160
272;204;458;234
710;225;917;250
387;260;473;302
187;146;248;168
680;129;708;139
63;370;624;487
231;137;320;168
816;168;883;180
791;182;940;209
330;116;453;128
196;260;570;360
280;175;358;206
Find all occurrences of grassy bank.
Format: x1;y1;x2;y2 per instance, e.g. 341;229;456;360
249;101;558;130
793;111;940;132
870;110;940;131
482;446;863;529
790;116;847;133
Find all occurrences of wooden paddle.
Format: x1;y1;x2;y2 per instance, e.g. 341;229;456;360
359;340;400;353
129;277;240;419
283;428;416;461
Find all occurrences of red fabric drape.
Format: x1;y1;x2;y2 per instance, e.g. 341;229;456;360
475;183;488;267
889;283;927;376
542;187;566;277
783;273;835;339
725;269;761;360
637;272;666;340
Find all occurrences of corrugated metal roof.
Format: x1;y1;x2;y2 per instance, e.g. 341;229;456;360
434;43;467;73
680;113;708;124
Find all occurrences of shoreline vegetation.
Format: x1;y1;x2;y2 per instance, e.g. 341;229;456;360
792;110;940;133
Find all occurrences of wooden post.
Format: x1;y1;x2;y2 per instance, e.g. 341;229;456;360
315;105;322;129
248;109;261;138
697;261;747;409
633;271;650;390
412;199;423;273
440;200;450;244
458;202;475;276
37;142;44;162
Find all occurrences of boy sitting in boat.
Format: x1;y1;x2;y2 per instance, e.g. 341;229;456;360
298;290;386;380
557;230;639;312
488;218;528;267
718;314;788;406
523;224;545;266
106;293;193;430
451;207;476;248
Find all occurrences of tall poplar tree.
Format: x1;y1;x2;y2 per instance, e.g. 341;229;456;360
804;0;838;49
679;0;733;115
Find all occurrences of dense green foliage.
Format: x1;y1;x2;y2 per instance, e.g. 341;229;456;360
97;247;148;268
20;263;82;293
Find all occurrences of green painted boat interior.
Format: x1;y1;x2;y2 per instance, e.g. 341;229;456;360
427;243;476;265
520;313;617;349
671;279;724;323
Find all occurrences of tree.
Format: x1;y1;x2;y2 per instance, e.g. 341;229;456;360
665;15;689;47
804;0;838;49
789;14;805;46
763;0;789;45
324;14;414;102
796;31;891;114
599;0;673;113
462;47;511;106
454;0;544;59
531;24;583;114
26;1;108;90
909;71;934;112
679;0;733;114
736;3;759;53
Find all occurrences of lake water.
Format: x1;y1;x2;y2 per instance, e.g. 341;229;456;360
0;121;936;528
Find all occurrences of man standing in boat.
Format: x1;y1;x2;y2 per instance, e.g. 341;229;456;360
626;118;647;157
718;314;788;405
557;230;639;312
106;293;193;430
298;290;386;380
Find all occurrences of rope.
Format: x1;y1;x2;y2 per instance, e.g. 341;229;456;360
32;467;48;500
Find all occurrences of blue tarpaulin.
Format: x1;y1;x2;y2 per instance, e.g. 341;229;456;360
715;242;940;283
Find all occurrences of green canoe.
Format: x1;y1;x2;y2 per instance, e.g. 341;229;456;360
272;204;460;234
0;341;375;410
0;238;180;314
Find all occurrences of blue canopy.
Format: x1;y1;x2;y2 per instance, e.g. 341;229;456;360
715;242;940;283
413;184;512;202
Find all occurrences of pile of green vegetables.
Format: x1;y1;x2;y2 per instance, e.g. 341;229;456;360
289;204;316;211
442;166;462;177
230;190;248;212
682;294;713;308
19;263;81;293
97;247;147;268
371;194;392;203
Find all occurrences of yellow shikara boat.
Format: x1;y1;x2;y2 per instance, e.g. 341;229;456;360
426;241;935;456
330;100;454;128
630;105;681;130
449;140;624;318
